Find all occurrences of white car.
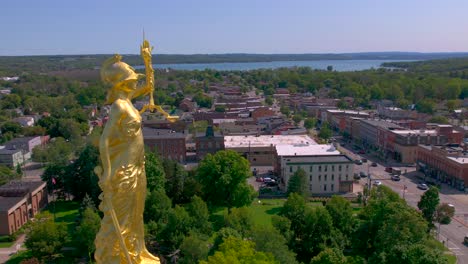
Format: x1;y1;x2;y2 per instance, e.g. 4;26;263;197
373;180;382;186
417;183;428;190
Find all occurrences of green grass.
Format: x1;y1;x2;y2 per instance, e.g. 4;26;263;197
210;199;325;229
0;241;14;248
44;201;80;233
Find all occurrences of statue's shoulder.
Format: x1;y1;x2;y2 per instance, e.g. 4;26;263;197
111;99;130;113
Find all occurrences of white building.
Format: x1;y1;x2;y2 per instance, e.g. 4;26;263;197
275;144;354;195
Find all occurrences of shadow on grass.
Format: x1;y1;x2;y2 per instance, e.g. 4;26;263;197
265;207;282;215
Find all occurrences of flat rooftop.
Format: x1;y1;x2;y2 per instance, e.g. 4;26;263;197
276;144;340;156
392;129;437;136
224;135;316;148
327;109;370;116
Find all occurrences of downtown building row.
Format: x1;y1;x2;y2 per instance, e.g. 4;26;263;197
320;109;467;191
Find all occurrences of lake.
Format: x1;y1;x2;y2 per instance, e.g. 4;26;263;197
143;59;414;71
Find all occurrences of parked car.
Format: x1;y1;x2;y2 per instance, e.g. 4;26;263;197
391;175;401;181
361;158;367;163
353;173;361;180
256;177;264;182
417;183;429;190
373;180;382;186
464;234;468;246
355;159;363;165
385;167;393;173
371;162;378;167
359;171;367;178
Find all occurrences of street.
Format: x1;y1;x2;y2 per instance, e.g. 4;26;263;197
338;142;468;263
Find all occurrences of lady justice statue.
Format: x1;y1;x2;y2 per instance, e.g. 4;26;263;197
94;39;177;264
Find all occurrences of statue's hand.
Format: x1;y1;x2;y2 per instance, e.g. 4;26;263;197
140;40;153;63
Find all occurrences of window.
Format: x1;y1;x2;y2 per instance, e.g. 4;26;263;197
310;166;313;172
324;165;328;172
324;184;327;191
324;175;327;181
318;166;322;172
290;166;292;173
339;165;342;171
331;184;334;191
346;175;349;180
339;175;342;181
332;165;335;171
310;175;312;181
319;175;321;181
332;174;334;181
346;165;349;170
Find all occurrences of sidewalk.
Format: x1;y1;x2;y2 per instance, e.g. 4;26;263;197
0;234;26;264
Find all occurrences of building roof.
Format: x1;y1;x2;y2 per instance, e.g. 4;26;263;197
0;148;22;155
276;144;340;156
224;135;316;148
392;129;437;136
0;181;46;196
142;127;186;139
286;155;353;164
0;196;26;212
361;119;402;129
326;109;370;116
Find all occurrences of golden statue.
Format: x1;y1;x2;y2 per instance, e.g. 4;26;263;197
94;40;176;264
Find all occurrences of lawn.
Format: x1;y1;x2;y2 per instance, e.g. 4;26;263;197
0;241;14;248
44;200;80;233
210;198;324;229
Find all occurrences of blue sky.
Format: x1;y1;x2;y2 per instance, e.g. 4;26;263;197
1;0;468;55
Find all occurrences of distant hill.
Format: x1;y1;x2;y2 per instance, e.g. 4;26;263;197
2;52;468;74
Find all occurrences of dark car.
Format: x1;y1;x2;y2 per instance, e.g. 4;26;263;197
371;162;377;167
359;171;367;178
355;159;363;165
361;158;367;163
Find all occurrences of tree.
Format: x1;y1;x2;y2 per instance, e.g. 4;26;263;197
435;203;455;225
310;248;346;264
318;122;332;141
327;65;333;72
24;212;68;259
326;196;356;239
415;99;435;114
292;115;302;126
144;188;172;224
417;186;440;227
145;151;166;193
75;207;101;259
185;195;212;234
158;205;192;250
196;150;255;209
280;105;290;116
200;237;277;264
287;168;309;197
428;116;449;124
179;231;210;264
252;226;298;264
63;144;100;203
224;207;255;237
304;117;317;130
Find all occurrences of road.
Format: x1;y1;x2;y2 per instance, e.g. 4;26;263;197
338;142;468;263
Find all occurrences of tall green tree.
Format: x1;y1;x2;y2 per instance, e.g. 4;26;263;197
145;151;166;192
326;196;356;239
287;168;309;197
310;248;347;264
24;212;68;260
417;186;440;227
434;203;455;225
75;207;101;260
200;237;277;264
196;150;255;209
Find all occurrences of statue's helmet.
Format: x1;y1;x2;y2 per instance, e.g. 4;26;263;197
100;54;144;87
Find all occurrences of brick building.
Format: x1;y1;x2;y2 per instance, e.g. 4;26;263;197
0;181;48;235
417;144;468;191
142;127;187;163
195;126;225;161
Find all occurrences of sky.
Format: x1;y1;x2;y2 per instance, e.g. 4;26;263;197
1;0;468;55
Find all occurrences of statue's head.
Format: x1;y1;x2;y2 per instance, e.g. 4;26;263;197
100;54;144;91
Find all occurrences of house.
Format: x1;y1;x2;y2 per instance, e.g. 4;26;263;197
179;98;195;112
0;148;24;168
13;116;34;127
3;136;44;161
0;180;48;235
